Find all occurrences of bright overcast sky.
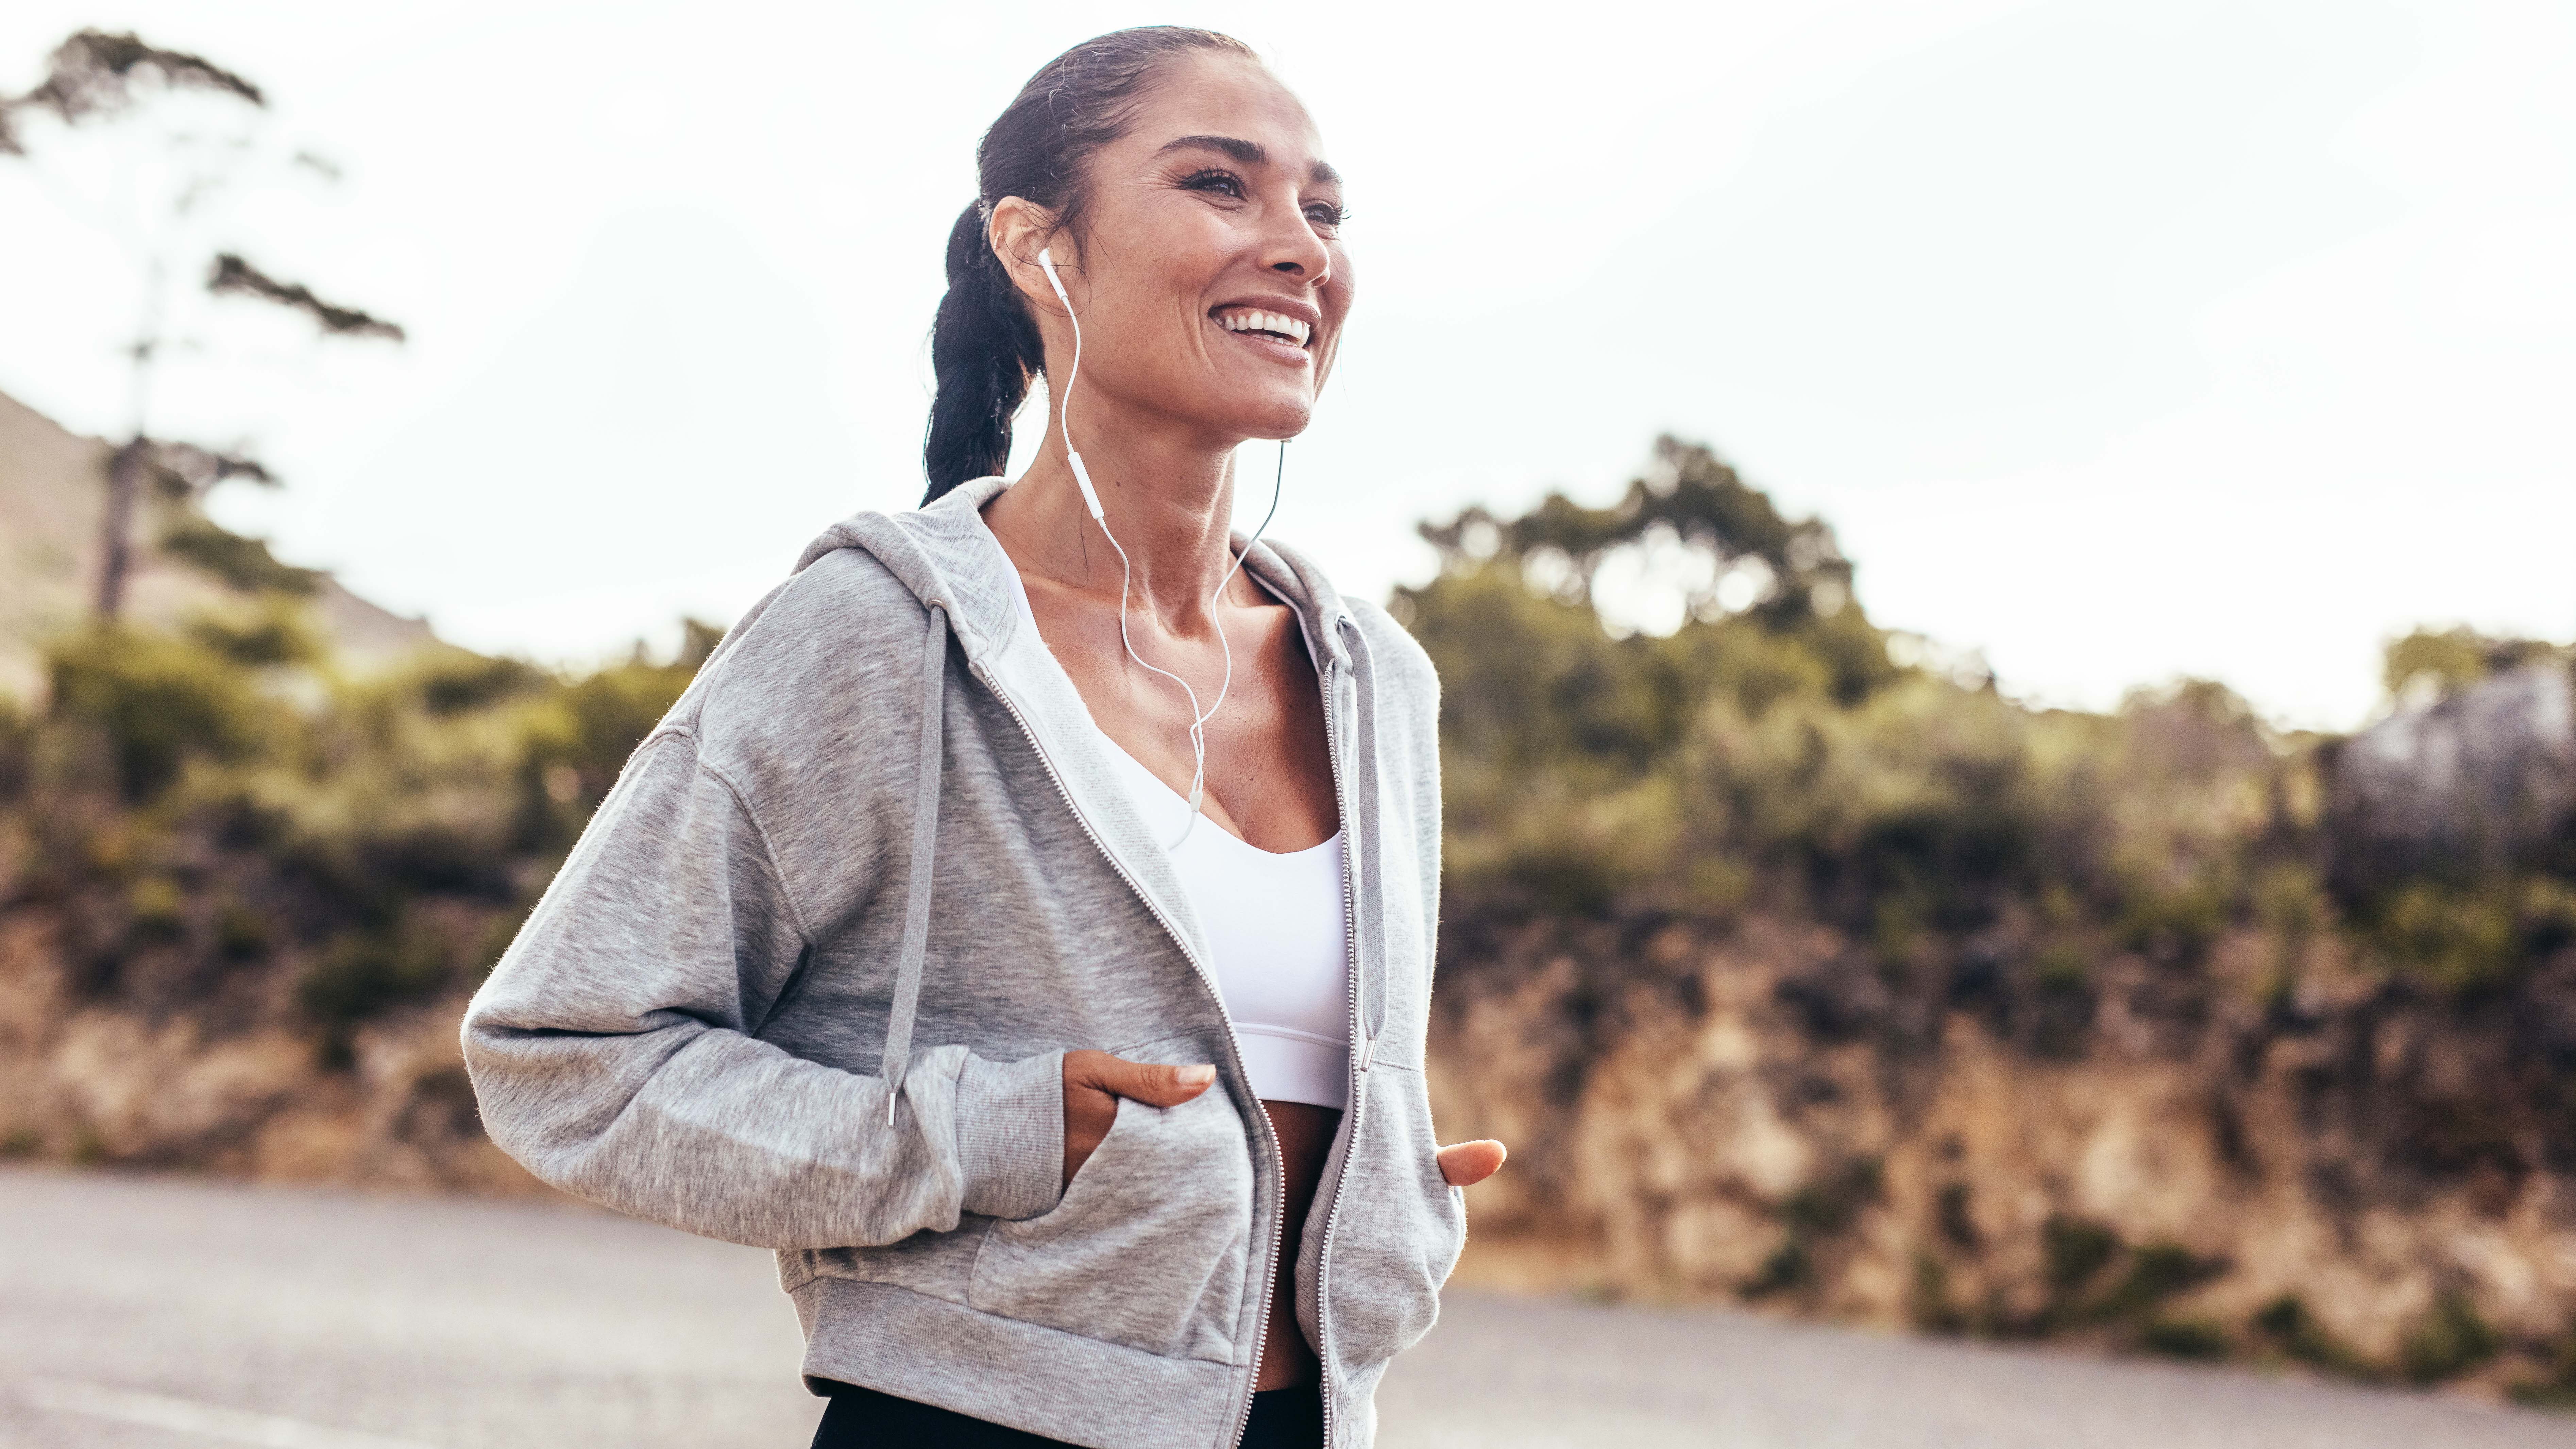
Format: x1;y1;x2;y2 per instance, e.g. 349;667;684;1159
1;0;2569;729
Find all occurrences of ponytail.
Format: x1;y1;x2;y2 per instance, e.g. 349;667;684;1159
919;26;1260;505
922;201;1041;500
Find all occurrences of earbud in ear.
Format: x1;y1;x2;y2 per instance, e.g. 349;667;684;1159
1037;247;1073;308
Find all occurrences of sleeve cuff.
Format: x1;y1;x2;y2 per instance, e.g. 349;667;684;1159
954;1049;1066;1220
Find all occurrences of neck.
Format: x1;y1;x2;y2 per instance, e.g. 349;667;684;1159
987;411;1254;628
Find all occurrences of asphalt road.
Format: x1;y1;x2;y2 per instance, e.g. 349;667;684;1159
2;1167;2567;1449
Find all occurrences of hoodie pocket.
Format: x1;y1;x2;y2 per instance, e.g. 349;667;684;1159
968;1058;1254;1362
1323;1064;1468;1371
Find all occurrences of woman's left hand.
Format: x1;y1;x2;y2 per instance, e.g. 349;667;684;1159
1436;1139;1507;1188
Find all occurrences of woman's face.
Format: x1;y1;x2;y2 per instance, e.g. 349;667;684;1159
1020;52;1353;450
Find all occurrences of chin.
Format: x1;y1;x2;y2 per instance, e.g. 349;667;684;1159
1221;394;1318;445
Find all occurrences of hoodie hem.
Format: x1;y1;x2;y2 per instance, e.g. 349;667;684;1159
794;1276;1245;1449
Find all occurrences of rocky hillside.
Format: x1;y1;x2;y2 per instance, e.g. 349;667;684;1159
1429;910;2576;1396
0;389;434;702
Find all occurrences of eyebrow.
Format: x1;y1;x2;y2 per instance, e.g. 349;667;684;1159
1155;133;1343;188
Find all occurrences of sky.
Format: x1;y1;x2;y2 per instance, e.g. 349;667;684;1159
0;0;2569;730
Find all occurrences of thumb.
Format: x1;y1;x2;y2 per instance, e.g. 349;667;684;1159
1094;1056;1217;1109
1437;1139;1507;1188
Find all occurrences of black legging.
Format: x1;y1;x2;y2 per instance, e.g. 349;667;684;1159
809;1380;1324;1449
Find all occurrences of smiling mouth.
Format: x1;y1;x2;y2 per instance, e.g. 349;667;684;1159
1212;306;1312;348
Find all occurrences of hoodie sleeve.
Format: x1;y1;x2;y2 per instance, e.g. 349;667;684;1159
460;728;1065;1250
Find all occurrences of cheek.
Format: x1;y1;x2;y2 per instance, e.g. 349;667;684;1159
1098;244;1225;359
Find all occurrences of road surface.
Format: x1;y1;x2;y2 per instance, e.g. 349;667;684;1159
1;1167;2565;1448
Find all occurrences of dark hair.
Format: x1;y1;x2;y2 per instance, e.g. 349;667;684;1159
921;26;1259;503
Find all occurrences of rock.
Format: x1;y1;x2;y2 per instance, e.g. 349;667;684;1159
2328;662;2576;890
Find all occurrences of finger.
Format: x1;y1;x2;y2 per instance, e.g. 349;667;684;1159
1437;1139;1507;1188
1092;1056;1217;1108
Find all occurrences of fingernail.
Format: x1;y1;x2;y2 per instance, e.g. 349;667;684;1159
1179;1064;1216;1087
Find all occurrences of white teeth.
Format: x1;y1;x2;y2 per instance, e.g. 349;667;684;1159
1218;308;1311;346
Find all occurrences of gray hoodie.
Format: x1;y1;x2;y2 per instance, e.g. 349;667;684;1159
461;476;1462;1449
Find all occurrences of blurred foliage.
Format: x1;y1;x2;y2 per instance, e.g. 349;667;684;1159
1410;436;2576;1001
159;514;320;595
0;571;716;1060
1414;438;2576;1390
2382;625;2569;706
2400;1290;2502;1386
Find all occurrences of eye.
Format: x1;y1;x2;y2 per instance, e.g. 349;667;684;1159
1305;201;1348;233
1177;168;1246;200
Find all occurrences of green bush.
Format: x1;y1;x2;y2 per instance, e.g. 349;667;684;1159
1413;436;2570;1022
1782;1157;1883;1237
11;604;708;1062
46;626;272;800
2089;1243;2228;1323
2367;882;2523;991
2510;1321;2576;1409
1909;1251;1966;1333
2250;1294;2374;1376
413;652;544;715
188;602;322;666
2043;1215;2121;1298
298;926;453;1035
2401;1290;2500;1384
1740;1239;1812;1299
158;514;320;595
2139;1317;2231;1360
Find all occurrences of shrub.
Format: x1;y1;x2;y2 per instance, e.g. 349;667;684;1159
2139;1317;2231;1359
158;514;320;594
2510;1320;2576;1409
1909;1251;1966;1334
12;607;712;1063
46;627;271;800
298;926;454;1064
2090;1243;2228;1322
1740;1239;1812;1299
415;652;544;715
2400;1290;2500;1384
1782;1157;1883;1237
2368;882;2523;991
187;602;322;667
2043;1215;2120;1298
2251;1294;2377;1378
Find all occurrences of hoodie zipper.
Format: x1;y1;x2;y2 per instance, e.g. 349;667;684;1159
1311;641;1367;1449
966;657;1286;1449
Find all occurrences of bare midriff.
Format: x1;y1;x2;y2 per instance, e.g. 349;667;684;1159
1257;1098;1341;1390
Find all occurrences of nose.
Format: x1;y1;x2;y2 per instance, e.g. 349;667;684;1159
1262;203;1332;289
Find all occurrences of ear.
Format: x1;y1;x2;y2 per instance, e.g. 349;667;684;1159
987;196;1069;317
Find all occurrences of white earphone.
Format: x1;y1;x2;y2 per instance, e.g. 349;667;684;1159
1035;246;1284;851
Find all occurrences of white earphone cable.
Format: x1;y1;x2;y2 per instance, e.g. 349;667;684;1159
1177;440;1286;846
1040;249;1287;850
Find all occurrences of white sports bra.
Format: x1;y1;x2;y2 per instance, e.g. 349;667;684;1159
989;530;1353;1110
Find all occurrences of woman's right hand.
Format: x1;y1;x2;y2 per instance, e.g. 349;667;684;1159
1062;1050;1216;1186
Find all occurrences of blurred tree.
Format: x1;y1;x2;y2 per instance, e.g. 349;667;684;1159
2381;625;2566;708
0;30;404;619
1420;436;1859;634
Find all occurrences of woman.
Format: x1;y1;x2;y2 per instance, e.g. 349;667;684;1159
462;25;1500;1449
